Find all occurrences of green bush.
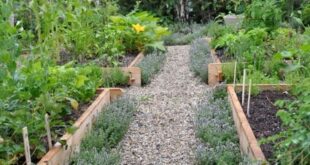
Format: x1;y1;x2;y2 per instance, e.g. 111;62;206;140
302;4;310;25
243;0;282;30
189;38;212;82
73;148;120;165
138;52;166;85
195;87;242;164
71;96;137;164
102;68;129;87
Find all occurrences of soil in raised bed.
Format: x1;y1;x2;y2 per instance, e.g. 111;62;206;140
237;90;293;161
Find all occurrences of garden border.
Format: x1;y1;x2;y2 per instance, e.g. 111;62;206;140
205;37;224;86
103;52;144;86
227;84;290;162
38;88;124;165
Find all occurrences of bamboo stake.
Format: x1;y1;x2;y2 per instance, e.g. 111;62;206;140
247;80;252;118
233;61;237;89
22;127;32;165
242;69;247;105
45;114;53;150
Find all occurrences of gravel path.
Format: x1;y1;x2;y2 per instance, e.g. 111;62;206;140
120;45;209;165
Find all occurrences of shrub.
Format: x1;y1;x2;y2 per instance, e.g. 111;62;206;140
110;11;170;53
189;38;212;82
138;52;166;85
195;87;242;164
102;68;129;87
164;23;208;46
243;0;282;30
72;96;137;164
73;148;120;165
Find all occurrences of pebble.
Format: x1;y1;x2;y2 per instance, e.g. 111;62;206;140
120;45;210;165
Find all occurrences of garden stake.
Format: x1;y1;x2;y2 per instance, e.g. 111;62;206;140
233;61;237;89
247;80;252;118
45;114;53;149
22;127;32;165
242;69;247;105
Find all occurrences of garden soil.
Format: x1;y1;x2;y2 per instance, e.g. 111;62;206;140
237;90;292;161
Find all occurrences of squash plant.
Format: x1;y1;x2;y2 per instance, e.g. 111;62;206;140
110;11;170;53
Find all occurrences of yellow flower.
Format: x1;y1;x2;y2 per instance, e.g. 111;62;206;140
132;24;145;33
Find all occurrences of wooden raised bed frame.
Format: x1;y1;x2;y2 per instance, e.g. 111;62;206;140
205;37;224;86
110;52;144;86
227;84;290;162
38;88;124;165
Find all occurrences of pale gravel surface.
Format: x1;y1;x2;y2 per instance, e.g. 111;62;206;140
120;45;210;165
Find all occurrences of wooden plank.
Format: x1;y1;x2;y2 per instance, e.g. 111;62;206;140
227;85;266;161
208;63;222;86
129;52;144;67
38;88;123;165
122;67;141;86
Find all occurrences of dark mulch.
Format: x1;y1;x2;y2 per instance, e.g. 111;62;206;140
215;48;233;62
237;90;292;161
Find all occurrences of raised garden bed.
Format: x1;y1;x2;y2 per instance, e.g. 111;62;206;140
103;52;144;86
205;37;224;86
227;84;291;162
38;88;124;165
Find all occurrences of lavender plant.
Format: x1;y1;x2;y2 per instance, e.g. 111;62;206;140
71;96;137;164
190;38;212;82
195;86;242;164
138;52;166;85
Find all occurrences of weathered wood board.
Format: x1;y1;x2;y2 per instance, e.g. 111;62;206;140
38;88;124;165
227;84;290;162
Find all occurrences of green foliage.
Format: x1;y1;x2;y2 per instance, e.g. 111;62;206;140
190;38;212;82
138;52;166;85
110;11;170;53
195;88;242;164
72;96;137;164
302;3;310;25
243;0;283;30
102;68;129;87
0;60;103;163
267;78;310;164
73;148;120;165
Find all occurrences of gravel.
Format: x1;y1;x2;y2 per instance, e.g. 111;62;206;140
120;45;210;165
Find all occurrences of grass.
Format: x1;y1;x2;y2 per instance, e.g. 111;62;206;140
195;85;242;164
71;96;137;164
189;38;212;82
137;52;166;85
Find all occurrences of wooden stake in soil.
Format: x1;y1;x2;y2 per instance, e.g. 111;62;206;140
242;69;247;105
247;80;252;118
233;61;237;89
22;127;32;165
45;114;53;150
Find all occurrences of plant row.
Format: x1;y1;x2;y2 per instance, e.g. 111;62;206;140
195;86;244;164
71;96;137;165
